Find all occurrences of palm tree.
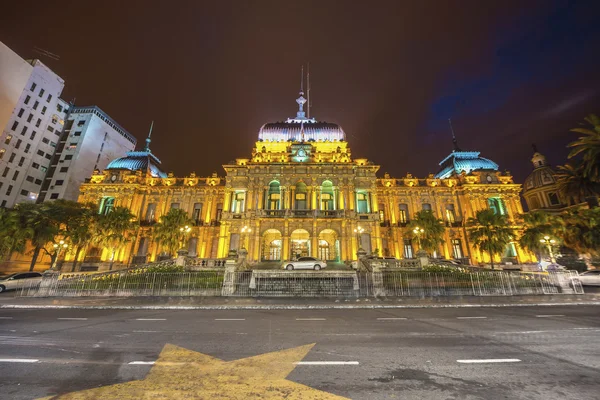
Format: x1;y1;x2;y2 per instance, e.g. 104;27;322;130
95;207;138;270
61;202;98;272
14;203;61;271
152;208;194;257
555;162;600;206
568;114;600;182
518;210;562;262
406;210;446;256
467;209;514;269
561;207;600;270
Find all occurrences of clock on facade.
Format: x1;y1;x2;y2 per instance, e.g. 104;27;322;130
111;175;117;182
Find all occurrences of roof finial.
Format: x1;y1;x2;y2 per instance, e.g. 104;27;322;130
295;66;307;119
448;118;460;151
144;120;154;152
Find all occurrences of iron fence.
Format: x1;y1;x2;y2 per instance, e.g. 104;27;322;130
15;270;584;298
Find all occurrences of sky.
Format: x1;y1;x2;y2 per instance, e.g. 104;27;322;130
2;0;599;183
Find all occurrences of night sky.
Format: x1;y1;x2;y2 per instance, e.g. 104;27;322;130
2;0;600;183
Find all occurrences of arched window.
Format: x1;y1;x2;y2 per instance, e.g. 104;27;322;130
295;182;307;210
268;181;281;210
321;180;334;210
488;197;506;215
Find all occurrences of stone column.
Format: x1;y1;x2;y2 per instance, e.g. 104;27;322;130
311;187;317;211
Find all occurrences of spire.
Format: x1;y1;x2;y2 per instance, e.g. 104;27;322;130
448;118;460;151
295;66;307;119
307;63;311;119
144;120;154;152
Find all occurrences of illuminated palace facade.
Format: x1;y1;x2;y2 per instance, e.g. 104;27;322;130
76;90;533;268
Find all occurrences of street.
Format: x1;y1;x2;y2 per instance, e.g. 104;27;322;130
0;306;599;399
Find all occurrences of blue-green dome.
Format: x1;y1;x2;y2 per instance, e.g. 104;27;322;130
106;151;167;178
435;150;499;179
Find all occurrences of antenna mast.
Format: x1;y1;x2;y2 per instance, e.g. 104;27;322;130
307;63;311;118
448;118;460;151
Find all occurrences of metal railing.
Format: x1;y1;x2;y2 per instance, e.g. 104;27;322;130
15;269;583;298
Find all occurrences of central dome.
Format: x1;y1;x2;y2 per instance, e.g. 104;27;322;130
258;121;345;142
435;150;499;179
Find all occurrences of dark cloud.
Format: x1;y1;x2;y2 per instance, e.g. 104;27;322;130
2;0;599;183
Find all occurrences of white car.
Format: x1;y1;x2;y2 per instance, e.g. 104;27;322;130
283;257;327;271
0;272;43;293
578;270;600;286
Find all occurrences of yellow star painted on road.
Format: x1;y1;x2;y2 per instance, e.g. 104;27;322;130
39;343;349;399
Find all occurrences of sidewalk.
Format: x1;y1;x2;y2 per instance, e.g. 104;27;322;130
2;294;600;310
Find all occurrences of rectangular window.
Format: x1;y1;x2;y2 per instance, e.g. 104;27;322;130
32;162;39;169
55;180;64;186
422;203;432;211
59;166;68;173
41;106;47;115
77;120;85;127
487;197;506;215
37;150;44;157
170;202;180;209
15;139;22;149
12;170;19;181
0;200;5;207
44;153;52;160
98;196;115;215
17;109;24;118
30;83;36;91
8;153;15;163
548;193;560;206
47;126;54;133
64;155;73;160
356;192;369;214
40;165;48;172
11;121;18;131
20;189;28;196
57;104;63;112
35;118;41;127
6;185;13;196
145;203;156;221
74;131;82;136
46;94;52;102
20;126;27;136
18;157;24;167
452;239;463;259
24;144;31;153
4;135;11;145
39;88;45;97
192;203;203;222
398;204;409;224
27;113;33;123
30;131;36;140
445;204;456;223
33;101;39;110
0;150;4;159
34;178;42;185
50;193;59;199
24;95;31;105
26;175;34;183
42;137;49;144
50;141;56;148
403;238;414;259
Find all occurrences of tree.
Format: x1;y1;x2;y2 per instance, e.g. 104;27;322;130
0;208;28;259
467;209;514;269
95;207;138;270
518;210;563;261
555;162;600;207
406;210;446;256
61;202;99;272
152;208;194;257
14;203;62;271
568;114;600;182
561;207;600;270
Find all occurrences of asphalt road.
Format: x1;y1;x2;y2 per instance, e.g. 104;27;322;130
0;306;599;399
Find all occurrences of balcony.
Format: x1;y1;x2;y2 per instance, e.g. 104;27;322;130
316;210;344;218
293;210;313;217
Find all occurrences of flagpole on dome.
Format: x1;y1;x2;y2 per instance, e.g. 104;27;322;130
144;120;154;152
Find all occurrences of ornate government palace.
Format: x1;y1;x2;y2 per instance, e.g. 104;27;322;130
76;87;533;267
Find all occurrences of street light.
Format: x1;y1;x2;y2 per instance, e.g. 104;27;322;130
412;226;424;249
51;240;69;270
240;225;251;250
539;235;557;263
179;225;191;251
354;226;365;250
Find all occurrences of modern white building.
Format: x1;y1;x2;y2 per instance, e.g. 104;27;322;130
38;106;137;202
0;41;66;207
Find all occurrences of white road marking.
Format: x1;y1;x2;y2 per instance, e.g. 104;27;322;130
0;317;13;319
0;358;39;363
135;318;166;321
296;361;359;365
215;318;246;321
133;330;158;333
128;361;155;365
296;318;326;321
377;317;407;320
457;316;487;319
57;318;88;321
535;315;565;318
457;359;521;364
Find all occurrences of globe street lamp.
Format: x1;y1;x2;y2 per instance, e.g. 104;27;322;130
354;226;365;250
412;226;424;249
51;240;69;270
179;225;191;251
539;235;556;263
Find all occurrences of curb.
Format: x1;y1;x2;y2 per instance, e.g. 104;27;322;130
3;302;600;310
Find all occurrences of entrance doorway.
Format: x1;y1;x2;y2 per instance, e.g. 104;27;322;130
290;229;310;259
262;229;282;261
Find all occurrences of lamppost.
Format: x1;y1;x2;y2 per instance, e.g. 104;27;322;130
52;240;68;271
179;225;191;252
413;226;424;249
539;235;556;263
353;226;365;251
